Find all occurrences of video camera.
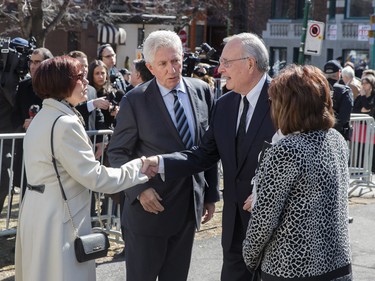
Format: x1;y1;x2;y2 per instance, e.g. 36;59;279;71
0;36;35;78
0;36;35;105
106;89;124;112
182;43;218;77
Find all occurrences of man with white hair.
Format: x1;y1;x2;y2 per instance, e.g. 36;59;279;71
342;65;361;100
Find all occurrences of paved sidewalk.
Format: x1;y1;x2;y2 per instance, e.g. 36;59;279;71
96;195;375;281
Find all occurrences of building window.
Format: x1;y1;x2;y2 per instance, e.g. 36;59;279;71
196;25;204;48
295;0;305;19
343;49;369;77
269;47;287;77
137;27;144;48
67;31;79;53
346;0;373;18
292;47;311;65
271;0;290;19
327;48;334;61
328;0;336;20
271;0;304;19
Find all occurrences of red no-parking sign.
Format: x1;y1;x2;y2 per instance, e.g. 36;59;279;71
304;21;325;56
178;30;187;44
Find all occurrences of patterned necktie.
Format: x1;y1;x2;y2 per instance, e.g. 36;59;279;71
236;96;249;164
172;90;193;149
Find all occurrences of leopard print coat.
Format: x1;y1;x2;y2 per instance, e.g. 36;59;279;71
243;129;352;280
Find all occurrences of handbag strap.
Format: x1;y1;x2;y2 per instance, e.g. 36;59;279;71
50;115;79;238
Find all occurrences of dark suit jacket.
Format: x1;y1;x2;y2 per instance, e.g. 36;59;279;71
163;76;275;250
12;78;43;132
107;77;220;236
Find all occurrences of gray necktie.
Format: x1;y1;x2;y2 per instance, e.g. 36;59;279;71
171;90;193;149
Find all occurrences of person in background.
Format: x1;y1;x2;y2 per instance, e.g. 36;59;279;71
242;64;352;281
119;67;134;92
142;32;276;281
15;55;151;281
87;60;123;130
67;51;109;130
67;51;108;159
342;66;361;100
12;48;53;132
0;37;31;214
11;48;54;197
323;60;353;140
107;30;219;281
192;62;215;91
129;59;154;88
97;44;127;92
353;75;375;116
110;58;155;257
361;68;375;78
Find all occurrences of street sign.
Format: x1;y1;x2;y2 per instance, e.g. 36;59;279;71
304;20;325;56
178;30;187;44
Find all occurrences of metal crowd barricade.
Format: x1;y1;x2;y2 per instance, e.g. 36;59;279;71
0;132;25;237
0;129;125;243
348;113;375;190
86;129;124;244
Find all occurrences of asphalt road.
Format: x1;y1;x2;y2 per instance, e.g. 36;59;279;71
96;196;375;281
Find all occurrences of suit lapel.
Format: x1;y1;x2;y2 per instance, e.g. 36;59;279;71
145;79;182;143
183;78;200;145
237;77;271;170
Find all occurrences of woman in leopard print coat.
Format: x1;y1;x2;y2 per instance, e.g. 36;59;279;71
243;64;352;281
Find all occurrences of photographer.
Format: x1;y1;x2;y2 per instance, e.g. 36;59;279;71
0;37;33;213
11;47;53;197
87;59;124;130
97;44;127;93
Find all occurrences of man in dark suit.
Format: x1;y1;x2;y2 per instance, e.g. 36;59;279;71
106;30;220;281
323;60;353;141
143;33;276;281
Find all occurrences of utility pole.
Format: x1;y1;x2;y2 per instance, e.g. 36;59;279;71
298;0;312;65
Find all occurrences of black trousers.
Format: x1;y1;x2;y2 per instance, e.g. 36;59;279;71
124;219;196;281
221;205;253;281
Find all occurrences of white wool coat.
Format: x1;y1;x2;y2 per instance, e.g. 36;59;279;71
15;98;148;281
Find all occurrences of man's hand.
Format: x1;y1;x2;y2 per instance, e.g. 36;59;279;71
94;143;105;159
201;202;215;224
93;97;110;110
23;118;33;130
141;156;160;178
243;193;254;212
139;188;164;214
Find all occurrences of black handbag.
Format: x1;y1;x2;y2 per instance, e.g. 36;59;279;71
51;115;110;263
74;232;110;263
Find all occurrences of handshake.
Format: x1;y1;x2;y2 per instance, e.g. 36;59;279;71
140;156;160;178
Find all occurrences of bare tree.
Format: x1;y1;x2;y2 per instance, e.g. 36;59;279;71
0;0;120;47
0;0;229;47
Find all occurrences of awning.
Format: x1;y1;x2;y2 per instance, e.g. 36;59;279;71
97;24;126;45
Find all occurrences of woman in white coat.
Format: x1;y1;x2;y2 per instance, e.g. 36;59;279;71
15;56;151;281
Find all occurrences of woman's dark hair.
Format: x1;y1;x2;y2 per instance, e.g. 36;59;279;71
87;59;109;90
32;56;82;100
361;75;375;96
269;64;335;135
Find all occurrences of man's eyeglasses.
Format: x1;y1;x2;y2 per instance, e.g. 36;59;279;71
76;73;87;82
102;54;115;59
219;57;250;68
28;60;42;66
